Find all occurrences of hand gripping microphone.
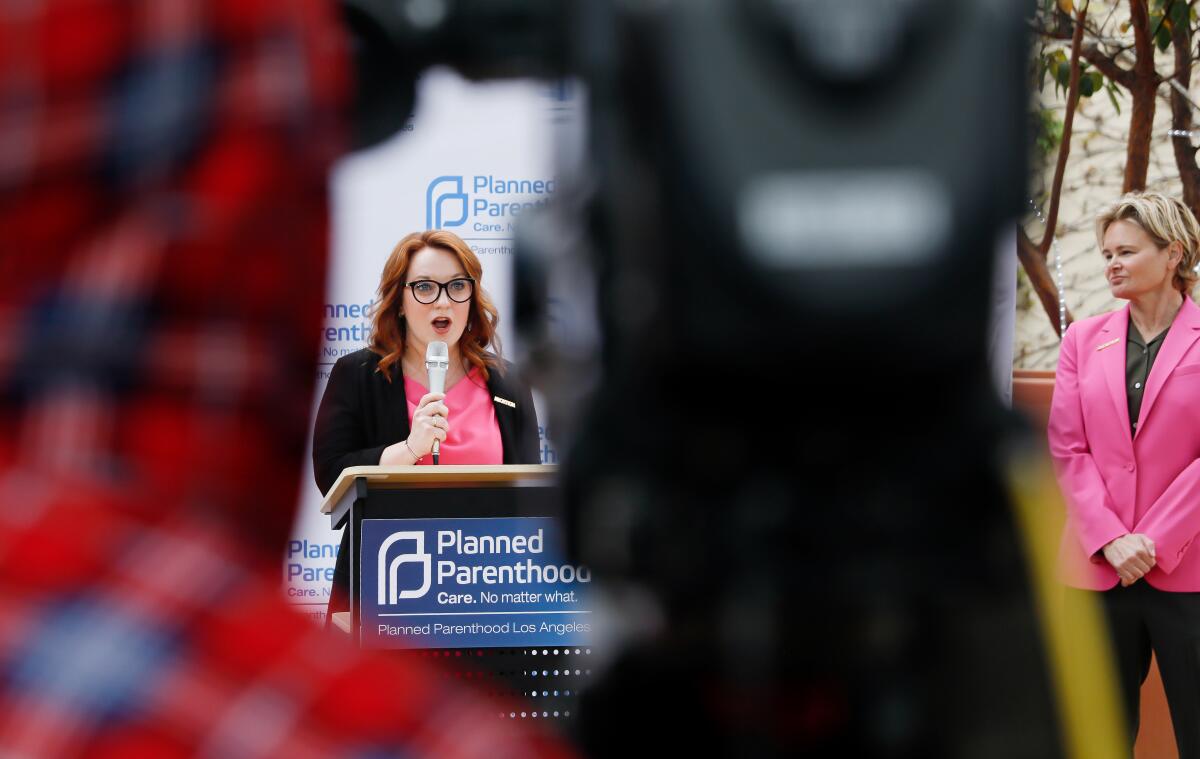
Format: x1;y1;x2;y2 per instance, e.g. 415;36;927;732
425;341;449;464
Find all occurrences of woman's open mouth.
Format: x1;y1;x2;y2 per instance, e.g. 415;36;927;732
432;317;452;334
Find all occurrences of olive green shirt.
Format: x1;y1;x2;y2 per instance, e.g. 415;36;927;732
1126;320;1170;436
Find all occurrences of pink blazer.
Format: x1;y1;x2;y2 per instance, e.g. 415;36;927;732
1048;296;1200;591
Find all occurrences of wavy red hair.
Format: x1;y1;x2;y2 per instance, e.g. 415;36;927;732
369;230;503;381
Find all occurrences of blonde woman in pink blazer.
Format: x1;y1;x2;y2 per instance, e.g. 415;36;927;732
1049;191;1200;757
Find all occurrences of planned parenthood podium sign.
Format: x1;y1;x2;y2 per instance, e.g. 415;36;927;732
361;517;592;650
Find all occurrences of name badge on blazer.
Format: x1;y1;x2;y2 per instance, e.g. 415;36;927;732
493;396;516;408
1095;338;1120;351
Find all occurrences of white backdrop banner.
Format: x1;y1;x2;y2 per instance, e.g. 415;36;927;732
284;70;582;623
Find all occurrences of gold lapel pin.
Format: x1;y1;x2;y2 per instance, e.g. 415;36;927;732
1095;338;1120;351
493;396;516;408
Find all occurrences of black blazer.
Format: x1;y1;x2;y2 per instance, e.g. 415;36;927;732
313;347;541;523
314;347;540;615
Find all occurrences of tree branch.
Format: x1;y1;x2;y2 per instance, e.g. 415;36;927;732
1081;43;1137;87
1151;0;1177;44
1169;2;1200;214
1125;0;1158;192
1018;227;1074;337
1042;0;1090;257
1031;12;1137;48
1029;14;1156;90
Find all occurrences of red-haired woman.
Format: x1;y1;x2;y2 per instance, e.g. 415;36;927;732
314;230;541;616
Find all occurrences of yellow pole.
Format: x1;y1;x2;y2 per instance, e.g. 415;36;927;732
1007;450;1126;759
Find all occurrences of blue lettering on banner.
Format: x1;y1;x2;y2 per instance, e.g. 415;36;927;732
360;517;592;649
424;174;559;237
538;425;557;465
283;540;339;595
542;79;576;106
321;300;374;355
288;539;340;559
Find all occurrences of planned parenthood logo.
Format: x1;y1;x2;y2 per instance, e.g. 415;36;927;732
424;174;559;234
425;176;468;230
377;531;431;604
360;518;592;649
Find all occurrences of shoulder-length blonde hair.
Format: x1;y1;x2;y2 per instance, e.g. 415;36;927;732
1096;191;1200;295
369;230;503;381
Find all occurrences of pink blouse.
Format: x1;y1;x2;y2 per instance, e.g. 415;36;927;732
404;367;503;464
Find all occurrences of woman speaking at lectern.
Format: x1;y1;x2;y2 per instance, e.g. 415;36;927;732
313;229;540;616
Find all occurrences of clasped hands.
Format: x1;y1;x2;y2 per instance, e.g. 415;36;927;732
1102;533;1156;587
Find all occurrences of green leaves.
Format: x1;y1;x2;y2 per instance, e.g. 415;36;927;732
1040;49;1108;102
1106;79;1123;115
1150;1;1192;52
1170;0;1190;25
1151;12;1173;50
1056;59;1072;89
1040;49;1070;94
1034;109;1065;159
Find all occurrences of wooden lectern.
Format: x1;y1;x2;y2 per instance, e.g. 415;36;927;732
319;465;588;721
320;464;561;640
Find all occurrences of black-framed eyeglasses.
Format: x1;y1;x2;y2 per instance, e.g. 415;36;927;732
404;277;475;304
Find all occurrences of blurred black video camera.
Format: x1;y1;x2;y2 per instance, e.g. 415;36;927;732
342;1;1057;756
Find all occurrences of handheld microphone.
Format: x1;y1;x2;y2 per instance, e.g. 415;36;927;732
425;341;449;464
